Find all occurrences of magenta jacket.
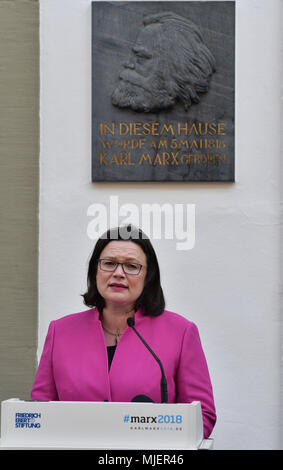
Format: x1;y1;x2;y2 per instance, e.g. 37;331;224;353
31;308;216;438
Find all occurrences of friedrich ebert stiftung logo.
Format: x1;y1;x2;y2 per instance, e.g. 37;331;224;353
15;412;41;429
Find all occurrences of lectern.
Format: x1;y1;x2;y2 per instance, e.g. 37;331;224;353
0;398;213;450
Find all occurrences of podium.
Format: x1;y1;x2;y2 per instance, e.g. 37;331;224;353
0;398;213;450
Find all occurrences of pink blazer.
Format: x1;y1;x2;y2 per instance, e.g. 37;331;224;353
31;308;216;438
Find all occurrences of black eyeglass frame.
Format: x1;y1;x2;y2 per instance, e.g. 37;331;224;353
98;258;144;275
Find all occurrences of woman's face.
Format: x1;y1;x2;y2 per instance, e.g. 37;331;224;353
96;241;147;311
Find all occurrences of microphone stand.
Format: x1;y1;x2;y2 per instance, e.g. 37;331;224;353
127;317;168;403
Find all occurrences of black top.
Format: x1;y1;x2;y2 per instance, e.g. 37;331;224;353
107;345;116;370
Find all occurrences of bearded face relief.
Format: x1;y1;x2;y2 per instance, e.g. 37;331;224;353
111;22;174;112
111;12;216;113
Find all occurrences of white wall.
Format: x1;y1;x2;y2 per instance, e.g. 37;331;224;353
39;0;282;449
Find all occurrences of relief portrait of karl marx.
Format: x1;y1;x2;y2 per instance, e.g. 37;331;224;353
111;11;216;113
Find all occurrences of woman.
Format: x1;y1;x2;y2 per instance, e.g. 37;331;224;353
31;225;216;439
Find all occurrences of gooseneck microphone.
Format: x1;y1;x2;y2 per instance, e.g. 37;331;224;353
127;317;168;403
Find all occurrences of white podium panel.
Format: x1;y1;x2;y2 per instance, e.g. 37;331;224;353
1;398;204;450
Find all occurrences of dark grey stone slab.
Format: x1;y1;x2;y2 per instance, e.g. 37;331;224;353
92;1;235;182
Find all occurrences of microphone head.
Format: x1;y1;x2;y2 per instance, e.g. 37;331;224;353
127;317;135;327
131;395;154;403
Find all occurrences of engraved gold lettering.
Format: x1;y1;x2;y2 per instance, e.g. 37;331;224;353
139;153;152;165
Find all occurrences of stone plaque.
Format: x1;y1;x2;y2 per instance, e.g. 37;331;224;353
91;1;235;182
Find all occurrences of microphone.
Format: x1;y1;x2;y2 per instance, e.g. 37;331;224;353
131;395;154;403
127;317;168;403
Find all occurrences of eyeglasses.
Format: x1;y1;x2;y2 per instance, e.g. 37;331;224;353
98;259;143;275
